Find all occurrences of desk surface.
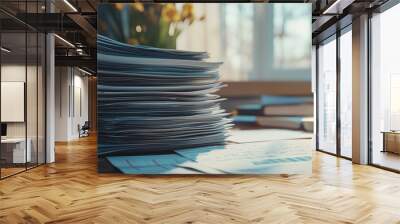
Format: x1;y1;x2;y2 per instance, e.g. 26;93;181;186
381;131;400;134
1;138;27;143
104;129;313;175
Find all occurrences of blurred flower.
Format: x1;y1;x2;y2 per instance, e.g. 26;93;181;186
130;3;144;12
181;3;195;23
161;3;180;23
128;38;139;45
168;23;176;36
105;3;205;49
114;3;125;11
135;25;142;33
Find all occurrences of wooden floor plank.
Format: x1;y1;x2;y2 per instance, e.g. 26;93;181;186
1;135;400;223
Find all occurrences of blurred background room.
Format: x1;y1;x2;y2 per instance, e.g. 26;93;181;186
98;3;313;134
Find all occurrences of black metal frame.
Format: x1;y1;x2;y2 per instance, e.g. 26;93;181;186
0;16;2;179
336;24;341;158
0;0;47;180
367;10;373;166
315;44;319;151
315;21;353;162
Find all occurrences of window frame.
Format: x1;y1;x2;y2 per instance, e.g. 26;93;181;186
315;24;353;160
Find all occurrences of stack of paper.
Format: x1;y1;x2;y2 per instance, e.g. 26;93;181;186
97;35;232;157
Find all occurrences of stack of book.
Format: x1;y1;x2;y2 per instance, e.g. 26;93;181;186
97;35;232;157
233;95;313;131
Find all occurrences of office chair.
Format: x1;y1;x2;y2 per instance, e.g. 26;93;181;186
79;121;90;138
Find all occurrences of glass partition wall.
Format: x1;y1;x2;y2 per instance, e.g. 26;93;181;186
316;27;352;159
0;1;46;179
370;3;400;171
316;1;400;170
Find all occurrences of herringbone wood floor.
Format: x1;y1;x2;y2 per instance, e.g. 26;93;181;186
1;135;400;224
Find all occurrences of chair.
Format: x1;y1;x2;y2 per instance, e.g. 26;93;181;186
79;121;90;138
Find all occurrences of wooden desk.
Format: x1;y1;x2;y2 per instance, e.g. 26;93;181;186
1;138;31;163
382;131;400;154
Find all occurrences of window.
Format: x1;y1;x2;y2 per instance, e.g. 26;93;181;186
317;36;337;154
339;28;352;158
273;4;310;70
370;4;400;171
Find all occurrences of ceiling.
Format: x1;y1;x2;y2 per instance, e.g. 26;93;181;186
0;0;394;74
310;0;390;43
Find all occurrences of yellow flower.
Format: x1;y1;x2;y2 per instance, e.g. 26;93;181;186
128;38;139;45
161;3;180;23
130;3;144;12
114;3;125;11
181;3;194;22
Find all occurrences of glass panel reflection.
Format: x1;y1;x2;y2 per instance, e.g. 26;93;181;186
317;37;337;154
371;4;400;171
1;30;28;177
339;29;352;158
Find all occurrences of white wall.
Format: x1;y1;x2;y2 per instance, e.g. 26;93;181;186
1;63;46;164
1;65;36;138
55;66;70;141
55;67;89;141
71;73;89;138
